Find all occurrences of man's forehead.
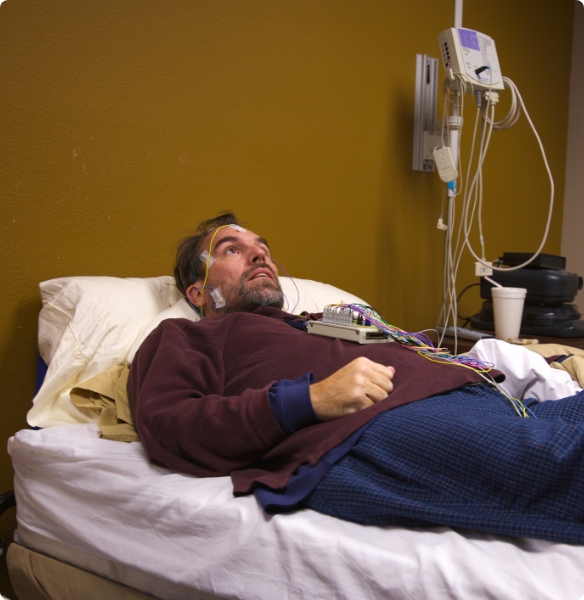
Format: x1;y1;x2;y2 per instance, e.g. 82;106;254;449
201;225;269;250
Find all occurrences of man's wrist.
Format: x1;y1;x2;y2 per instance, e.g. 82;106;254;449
268;373;320;434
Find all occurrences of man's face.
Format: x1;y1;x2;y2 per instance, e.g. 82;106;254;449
187;225;284;317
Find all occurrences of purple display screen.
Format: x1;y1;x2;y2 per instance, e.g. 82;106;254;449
458;28;480;51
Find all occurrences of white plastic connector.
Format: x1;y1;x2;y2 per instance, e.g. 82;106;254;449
446;116;464;129
484;90;499;105
434;117;464;134
437;218;448;231
432;146;458;182
475;261;493;276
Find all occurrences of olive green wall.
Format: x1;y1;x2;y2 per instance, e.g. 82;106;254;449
0;0;574;594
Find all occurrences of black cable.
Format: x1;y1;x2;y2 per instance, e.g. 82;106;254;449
457;282;480;327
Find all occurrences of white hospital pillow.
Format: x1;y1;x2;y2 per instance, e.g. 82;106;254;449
279;277;366;315
127;298;199;363
30;275;366;428
127;277;367;363
29;276;179;428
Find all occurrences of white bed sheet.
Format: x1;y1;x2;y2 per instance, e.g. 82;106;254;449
8;424;584;600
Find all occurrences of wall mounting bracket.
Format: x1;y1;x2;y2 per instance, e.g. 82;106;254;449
412;54;439;172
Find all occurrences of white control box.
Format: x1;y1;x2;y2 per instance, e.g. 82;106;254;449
433;146;458;182
439;28;504;91
306;321;393;344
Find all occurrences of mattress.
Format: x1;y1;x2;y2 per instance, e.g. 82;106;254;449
9;423;584;600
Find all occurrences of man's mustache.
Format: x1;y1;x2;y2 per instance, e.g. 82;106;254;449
241;263;278;283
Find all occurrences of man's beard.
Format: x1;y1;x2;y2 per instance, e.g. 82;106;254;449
212;264;284;314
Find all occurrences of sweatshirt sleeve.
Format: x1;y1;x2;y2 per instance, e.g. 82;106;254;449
128;320;289;477
268;373;321;434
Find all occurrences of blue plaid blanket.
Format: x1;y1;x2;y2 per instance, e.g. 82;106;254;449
305;384;584;545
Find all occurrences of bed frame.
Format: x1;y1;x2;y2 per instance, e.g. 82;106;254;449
5;275;584;599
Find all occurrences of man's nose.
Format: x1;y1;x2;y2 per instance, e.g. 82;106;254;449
250;246;267;263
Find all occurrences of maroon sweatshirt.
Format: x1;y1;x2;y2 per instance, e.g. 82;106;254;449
128;307;502;494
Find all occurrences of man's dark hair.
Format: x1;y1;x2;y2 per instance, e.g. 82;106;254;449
174;212;242;296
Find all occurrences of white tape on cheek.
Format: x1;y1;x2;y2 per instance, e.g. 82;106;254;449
210;287;226;309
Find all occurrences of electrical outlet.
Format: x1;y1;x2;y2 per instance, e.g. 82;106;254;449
475;261;493;277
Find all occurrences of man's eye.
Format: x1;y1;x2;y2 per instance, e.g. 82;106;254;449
226;247;239;255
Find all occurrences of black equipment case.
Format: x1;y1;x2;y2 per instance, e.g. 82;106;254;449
470;253;584;338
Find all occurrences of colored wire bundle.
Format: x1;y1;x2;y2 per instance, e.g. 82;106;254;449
325;303;491;372
324;302;532;417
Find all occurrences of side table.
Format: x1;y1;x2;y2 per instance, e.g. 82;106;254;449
428;330;584;355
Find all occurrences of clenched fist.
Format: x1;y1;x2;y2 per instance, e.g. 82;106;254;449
309;356;395;421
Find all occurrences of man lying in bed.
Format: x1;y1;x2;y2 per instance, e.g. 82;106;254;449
129;213;584;545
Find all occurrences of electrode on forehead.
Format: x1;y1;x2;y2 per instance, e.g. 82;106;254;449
210;287;226;309
199;250;215;268
229;225;246;232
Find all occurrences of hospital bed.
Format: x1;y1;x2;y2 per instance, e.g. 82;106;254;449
4;275;584;599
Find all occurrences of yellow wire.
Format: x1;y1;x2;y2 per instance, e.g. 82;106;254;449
199;225;230;316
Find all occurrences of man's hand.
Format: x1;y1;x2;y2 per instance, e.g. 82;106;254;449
309;357;395;421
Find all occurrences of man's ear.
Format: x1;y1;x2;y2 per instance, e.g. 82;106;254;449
186;283;205;310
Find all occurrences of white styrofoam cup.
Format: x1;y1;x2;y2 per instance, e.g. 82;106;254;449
491;287;527;340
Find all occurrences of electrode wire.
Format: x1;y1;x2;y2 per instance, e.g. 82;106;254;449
199;225;230;316
325;303;531;418
271;258;301;315
328;303;492;372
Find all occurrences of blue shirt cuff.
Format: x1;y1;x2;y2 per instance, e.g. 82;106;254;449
268;373;320;435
